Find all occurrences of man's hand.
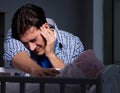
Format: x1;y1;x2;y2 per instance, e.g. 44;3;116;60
40;25;56;57
31;67;60;77
40;23;64;68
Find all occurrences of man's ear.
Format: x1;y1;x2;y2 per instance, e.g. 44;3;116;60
42;23;50;29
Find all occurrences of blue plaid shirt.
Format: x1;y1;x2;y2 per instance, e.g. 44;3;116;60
3;23;84;67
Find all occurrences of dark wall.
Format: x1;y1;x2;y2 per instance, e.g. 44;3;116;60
43;0;93;50
0;0;93;66
78;0;93;50
103;0;113;65
0;0;93;50
0;12;5;66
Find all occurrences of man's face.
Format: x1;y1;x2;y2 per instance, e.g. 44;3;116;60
20;26;46;56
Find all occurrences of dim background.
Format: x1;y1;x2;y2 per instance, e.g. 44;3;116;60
0;0;119;67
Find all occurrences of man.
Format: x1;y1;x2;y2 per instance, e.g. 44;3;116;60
3;3;84;77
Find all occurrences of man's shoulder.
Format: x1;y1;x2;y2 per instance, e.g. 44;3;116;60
58;30;79;39
57;29;81;46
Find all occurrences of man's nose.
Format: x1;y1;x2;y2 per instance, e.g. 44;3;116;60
28;43;36;51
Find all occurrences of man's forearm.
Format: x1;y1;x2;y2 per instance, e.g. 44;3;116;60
47;54;65;68
11;51;42;74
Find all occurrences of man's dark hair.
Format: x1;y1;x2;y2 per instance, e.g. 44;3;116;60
11;3;47;40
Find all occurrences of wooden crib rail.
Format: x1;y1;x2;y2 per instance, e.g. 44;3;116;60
0;64;119;93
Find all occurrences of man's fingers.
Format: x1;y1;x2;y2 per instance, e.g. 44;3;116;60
44;68;60;77
51;68;60;74
32;68;60;77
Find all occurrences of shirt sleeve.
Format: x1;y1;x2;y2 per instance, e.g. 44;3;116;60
65;35;84;63
3;29;30;63
56;30;84;64
71;36;84;61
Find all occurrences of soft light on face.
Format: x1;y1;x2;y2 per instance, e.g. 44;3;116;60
20;26;46;55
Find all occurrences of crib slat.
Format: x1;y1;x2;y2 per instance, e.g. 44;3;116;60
60;83;65;93
81;84;86;93
40;83;45;93
1;82;5;93
20;82;25;93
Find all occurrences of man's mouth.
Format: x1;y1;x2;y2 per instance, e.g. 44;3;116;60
34;46;41;53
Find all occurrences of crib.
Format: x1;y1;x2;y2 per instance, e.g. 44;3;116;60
0;64;120;93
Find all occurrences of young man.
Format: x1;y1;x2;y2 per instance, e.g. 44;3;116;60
3;4;84;76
